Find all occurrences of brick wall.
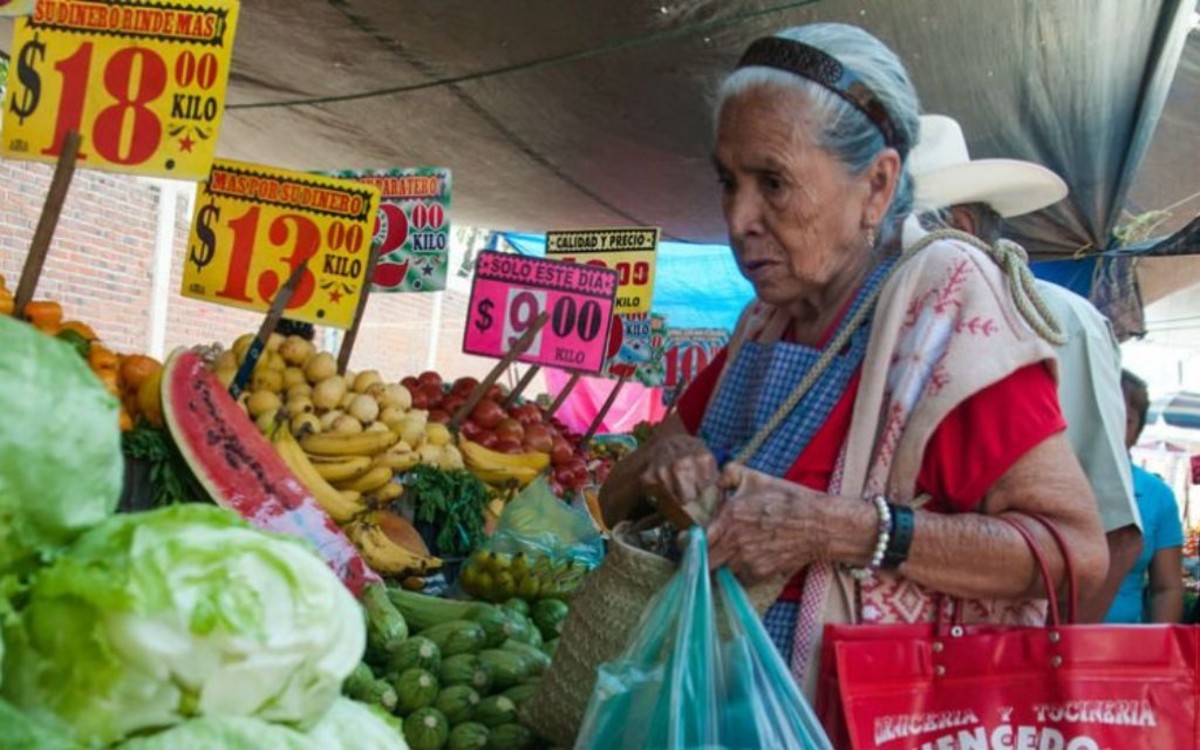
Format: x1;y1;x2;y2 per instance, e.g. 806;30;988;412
0;159;538;389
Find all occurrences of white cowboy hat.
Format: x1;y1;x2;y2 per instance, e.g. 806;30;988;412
908;114;1069;218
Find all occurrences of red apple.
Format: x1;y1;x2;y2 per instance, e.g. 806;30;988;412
441;394;466;416
471;400;505;429
417;383;444;409
496;418;525;442
550;439;574;468
401;376;419;391
476;429;499;449
493;436;524;455
460;420;484;440
428;409;450;424
411;389;432;410
485;385;504;402
523;424;554;453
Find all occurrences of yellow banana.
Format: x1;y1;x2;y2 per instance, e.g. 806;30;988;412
348;521;443;576
333;465;394;494
459;437;550;472
469;464;541;488
311;455;373;482
372;450;421;472
300;429;398;457
271;427;367;523
367;481;404;503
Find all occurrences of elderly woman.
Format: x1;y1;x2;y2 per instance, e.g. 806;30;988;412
599;23;1107;697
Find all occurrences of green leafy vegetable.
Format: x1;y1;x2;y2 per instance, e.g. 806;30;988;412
304;697;409;749
0;698;79;750
404;465;489;557
0;316;121;574
121;424;210;509
1;504;366;745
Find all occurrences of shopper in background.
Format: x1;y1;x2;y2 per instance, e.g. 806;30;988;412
600;23;1107;698
908;114;1143;622
1106;370;1185;623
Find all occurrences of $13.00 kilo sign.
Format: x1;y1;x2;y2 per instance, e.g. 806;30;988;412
182;159;382;329
2;0;239;179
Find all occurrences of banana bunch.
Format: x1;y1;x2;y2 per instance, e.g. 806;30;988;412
344;517;443;577
458;549;592;602
459;437;550;488
295;429;409;505
271;424;370;523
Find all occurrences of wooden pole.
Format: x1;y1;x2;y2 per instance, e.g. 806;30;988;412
449;312;550;430
13;131;81;319
582;374;629;443
546;371;581;417
503;365;541;408
337;240;382;375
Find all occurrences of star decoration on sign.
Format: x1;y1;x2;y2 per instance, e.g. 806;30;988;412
178;134;196;153
329;288;343;304
421;262;434;277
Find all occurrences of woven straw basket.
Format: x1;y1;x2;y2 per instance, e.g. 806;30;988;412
523;520;785;747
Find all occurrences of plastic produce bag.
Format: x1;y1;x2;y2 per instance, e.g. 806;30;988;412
460;478;604;602
575;527;832;750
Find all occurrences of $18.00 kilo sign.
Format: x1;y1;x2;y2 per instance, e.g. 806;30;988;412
2;0;239;179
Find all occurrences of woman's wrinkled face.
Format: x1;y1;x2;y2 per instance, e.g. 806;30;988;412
714;85;872;306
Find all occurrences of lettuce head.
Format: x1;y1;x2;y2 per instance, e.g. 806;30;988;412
1;504;366;745
116;715;315;750
0;316;121;573
0;697;80;750
305;698;410;749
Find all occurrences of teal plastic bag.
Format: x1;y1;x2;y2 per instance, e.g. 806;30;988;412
575;527;832;749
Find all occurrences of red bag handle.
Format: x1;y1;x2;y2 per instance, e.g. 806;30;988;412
996;514;1079;626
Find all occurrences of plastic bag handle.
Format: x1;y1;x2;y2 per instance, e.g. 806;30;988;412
1016;512;1079;624
995;515;1065;626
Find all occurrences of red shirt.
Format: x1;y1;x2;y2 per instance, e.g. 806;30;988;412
676;341;1065;599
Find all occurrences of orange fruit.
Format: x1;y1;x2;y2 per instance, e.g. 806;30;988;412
59;320;98;341
118;406;134;432
24;300;63;332
120;354;162;392
88;345;120;374
136;368;164;428
96;368;121;397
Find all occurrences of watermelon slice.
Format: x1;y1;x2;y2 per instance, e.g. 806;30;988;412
162;349;380;596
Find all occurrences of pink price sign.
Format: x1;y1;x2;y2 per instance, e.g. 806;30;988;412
463;251;618;373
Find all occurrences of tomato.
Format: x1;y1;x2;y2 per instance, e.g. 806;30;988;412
441;394;466;416
494;436;524;455
410;389;432;410
471;400;505;429
485;385;504;402
417;371;443;389
523;424;554;453
553;467;576;488
523;403;544;422
417;383;444;409
460;420;483;440
550;439;574;468
476;430;499;449
452;376;480;396
428;409;451;424
495;418;525;442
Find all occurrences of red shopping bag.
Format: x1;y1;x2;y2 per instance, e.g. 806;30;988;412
818;515;1200;749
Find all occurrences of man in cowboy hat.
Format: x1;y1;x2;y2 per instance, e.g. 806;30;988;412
910;114;1142;622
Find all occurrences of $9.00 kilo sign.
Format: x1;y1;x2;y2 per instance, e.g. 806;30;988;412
2;0;239;179
463;251;618;374
182;159;381;329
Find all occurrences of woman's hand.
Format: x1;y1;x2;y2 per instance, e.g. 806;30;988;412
638;432;720;513
706;463;871;586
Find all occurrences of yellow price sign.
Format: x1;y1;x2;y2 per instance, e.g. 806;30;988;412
2;0;239;179
0;0;35;16
182;160;382;329
545;227;660;314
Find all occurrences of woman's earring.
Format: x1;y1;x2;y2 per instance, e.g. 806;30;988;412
864;226;877;250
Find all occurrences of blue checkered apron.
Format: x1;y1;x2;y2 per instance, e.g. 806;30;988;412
698;259;894;660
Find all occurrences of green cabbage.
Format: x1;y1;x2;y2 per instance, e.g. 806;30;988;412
305;697;410;749
0;316;121;573
1;504;366;745
115;715;315;750
0;698;80;750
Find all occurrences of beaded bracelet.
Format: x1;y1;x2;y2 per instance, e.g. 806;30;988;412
849;495;891;581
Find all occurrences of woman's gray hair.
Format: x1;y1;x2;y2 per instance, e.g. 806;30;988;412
716;23;921;241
